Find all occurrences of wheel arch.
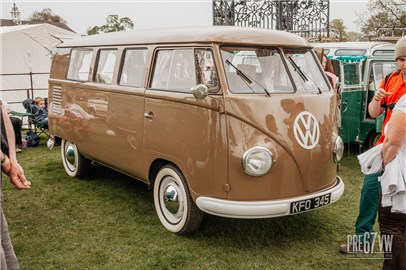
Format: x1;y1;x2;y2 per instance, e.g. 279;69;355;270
364;129;381;150
149;159;182;186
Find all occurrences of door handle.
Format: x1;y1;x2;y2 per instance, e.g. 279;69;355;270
144;112;154;120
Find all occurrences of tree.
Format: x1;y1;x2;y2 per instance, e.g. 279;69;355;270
87;15;134;35
29;8;67;24
346;31;365;42
357;0;406;40
330;19;347;41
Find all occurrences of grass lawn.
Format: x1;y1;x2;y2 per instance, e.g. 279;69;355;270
2;144;383;269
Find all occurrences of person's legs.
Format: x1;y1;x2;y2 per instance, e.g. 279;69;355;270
9;117;22;146
340;172;381;253
1;209;19;270
379;205;406;270
354;172;381;239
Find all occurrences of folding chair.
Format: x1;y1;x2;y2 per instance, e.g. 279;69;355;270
22;98;50;139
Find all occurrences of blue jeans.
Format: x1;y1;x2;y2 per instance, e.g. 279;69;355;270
354;172;381;242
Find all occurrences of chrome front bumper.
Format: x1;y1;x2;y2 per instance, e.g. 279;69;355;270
195;176;344;218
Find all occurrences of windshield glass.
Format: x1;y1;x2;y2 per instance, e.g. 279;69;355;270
284;48;330;93
221;47;294;94
221;47;330;94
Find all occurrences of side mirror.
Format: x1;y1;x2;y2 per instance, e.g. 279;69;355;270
191;84;208;100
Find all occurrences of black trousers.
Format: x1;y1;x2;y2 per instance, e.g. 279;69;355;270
9;117;22;145
379;202;406;270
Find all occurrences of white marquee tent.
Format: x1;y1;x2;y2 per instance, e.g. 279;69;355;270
0;23;79;113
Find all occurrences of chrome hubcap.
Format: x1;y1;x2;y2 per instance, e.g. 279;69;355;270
164;184;180;214
160;176;184;223
64;142;77;171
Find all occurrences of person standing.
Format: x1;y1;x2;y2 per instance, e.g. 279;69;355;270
379;93;406;269
340;36;406;253
322;54;338;90
322;54;340;106
2;102;24;153
1;100;31;269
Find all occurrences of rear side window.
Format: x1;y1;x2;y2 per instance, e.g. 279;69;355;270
119;49;148;87
67;49;93;81
94;49;117;84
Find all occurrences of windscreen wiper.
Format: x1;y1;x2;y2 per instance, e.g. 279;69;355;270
288;56;308;82
225;59;270;96
288;56;322;94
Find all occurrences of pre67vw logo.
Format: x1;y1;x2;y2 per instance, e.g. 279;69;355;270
293;111;320;150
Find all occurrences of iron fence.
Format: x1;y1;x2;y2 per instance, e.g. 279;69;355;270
213;0;331;39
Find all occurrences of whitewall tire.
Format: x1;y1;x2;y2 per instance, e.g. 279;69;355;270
153;165;204;235
61;139;91;178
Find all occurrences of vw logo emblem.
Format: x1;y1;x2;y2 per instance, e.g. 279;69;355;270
293;112;320;150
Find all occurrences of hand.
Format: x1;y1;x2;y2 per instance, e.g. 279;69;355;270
374;88;392;102
7;160;31;190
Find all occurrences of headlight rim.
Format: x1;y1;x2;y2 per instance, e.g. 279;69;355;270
242;146;274;177
333;136;344;163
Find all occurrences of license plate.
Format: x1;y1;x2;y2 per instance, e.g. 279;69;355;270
290;193;331;214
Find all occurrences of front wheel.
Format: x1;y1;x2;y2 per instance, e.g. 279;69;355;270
364;131;381;150
61;139;91;178
153;165;204;235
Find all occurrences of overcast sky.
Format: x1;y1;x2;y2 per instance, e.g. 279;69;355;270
1;0;369;35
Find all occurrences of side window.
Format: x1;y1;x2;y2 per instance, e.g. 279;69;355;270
94;49;117;84
342;63;361;86
67;49;93;81
151;49;196;92
372;62;398;90
119;48;148;87
195;49;218;91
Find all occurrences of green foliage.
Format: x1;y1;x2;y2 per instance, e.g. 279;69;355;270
346;32;366;42
358;0;406;39
330;19;347;41
87;15;134;36
29;8;67;24
3;145;382;269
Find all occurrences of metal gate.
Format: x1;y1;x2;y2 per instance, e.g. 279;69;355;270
213;0;331;39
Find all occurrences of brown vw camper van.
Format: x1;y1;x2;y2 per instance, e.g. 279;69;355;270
48;27;345;234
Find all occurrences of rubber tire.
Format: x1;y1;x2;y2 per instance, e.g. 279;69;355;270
61;139;91;178
364;131;381;151
153;165;204;235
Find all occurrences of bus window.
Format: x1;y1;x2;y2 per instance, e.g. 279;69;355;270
66;49;93;81
343;63;361;86
94;49;117;84
119;48;148;87
372;62;398;90
151;49;196;92
221;47;294;94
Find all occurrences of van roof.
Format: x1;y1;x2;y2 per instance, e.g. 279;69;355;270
312;41;395;59
58;26;310;48
311;41;390;50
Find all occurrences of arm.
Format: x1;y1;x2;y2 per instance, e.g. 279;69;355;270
368;88;390;118
382;110;406;166
1;106;31;190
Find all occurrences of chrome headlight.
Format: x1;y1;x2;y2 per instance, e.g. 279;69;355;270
242;147;274;176
333;136;344;163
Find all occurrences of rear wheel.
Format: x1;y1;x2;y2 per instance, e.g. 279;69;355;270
153;165;204;235
61;139;91;178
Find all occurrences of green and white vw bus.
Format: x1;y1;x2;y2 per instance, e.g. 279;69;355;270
313;42;396;149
